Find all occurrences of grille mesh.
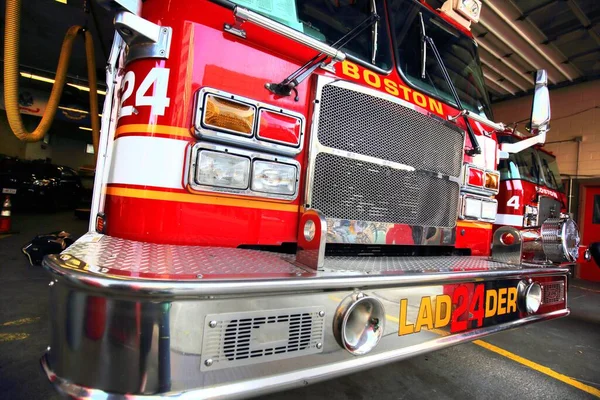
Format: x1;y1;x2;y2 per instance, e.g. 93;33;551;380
201;307;325;370
311;153;459;227
318;85;464;177
542;282;564;305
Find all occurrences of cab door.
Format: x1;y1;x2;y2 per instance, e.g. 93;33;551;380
579;185;600;281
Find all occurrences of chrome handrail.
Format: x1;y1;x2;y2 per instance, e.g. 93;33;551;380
234;7;347;62
449;109;506;132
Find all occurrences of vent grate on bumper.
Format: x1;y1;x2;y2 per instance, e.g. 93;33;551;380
201;307;325;371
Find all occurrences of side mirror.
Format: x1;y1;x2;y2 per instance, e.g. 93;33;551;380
530;69;551;134
500;69;551;154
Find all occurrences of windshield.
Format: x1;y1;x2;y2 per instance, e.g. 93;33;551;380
388;0;492;119
498;147;565;193
230;0;392;69
538;151;564;192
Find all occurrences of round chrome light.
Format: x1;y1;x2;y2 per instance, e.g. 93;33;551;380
517;281;542;314
541;218;580;263
303;220;316;242
333;293;386;355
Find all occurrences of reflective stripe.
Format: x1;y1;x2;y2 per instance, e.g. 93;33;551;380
107;136;188;189
495;214;523;226
1;211;10;217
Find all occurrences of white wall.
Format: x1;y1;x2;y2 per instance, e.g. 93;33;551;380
493;80;600;178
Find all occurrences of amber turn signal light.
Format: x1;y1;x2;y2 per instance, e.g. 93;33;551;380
203;94;255;136
485;171;500;192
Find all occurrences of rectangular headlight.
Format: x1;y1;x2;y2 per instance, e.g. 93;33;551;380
481;200;498;221
251;160;297;196
463;196;482;219
196;150;250;189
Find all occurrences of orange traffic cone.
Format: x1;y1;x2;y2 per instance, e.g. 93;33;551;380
0;196;12;233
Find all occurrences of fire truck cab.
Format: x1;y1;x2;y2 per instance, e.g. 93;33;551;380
40;0;580;398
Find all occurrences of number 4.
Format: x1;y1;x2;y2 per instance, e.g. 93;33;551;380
507;196;520;210
136;67;171;116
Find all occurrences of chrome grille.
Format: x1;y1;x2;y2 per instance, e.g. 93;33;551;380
201;307;325;371
318;84;464;177
311;153;459;227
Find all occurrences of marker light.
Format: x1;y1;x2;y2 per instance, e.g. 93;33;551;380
466;166;484;187
518;281;542;314
485;171;500;192
333;293;386;355
196;151;250;189
203;94;255;136
251;160;297;195
258;110;302;147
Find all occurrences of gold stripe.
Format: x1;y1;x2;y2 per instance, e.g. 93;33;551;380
473;340;600;397
456;220;493;230
1;317;40;326
0;333;29;342
115;124;191;139
106;187;299;213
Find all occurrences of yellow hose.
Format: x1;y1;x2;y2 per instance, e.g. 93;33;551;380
4;0;100;160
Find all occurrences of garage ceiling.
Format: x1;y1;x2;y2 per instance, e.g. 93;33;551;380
0;0;599;105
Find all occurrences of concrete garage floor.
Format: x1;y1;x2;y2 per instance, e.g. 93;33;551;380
0;212;599;400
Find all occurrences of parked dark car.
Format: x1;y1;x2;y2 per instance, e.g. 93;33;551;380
0;159;82;211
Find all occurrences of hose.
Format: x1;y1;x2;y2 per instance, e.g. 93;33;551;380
3;0;100;159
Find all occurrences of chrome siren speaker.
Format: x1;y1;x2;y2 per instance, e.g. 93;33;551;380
541;218;580;263
333;292;385;355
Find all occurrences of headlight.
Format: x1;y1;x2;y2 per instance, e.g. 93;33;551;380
196;150;250;189
462;195;497;222
541;217;580;262
251;160;297;196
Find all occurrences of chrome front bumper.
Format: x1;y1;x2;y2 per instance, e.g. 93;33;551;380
41;233;570;399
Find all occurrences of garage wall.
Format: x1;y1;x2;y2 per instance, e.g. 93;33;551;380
0;111;27;158
493;80;600;178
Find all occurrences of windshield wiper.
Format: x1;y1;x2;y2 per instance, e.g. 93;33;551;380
266;9;379;101
418;12;481;156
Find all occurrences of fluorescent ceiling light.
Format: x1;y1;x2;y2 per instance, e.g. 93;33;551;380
55;0;67;4
59;106;88;114
20;72;55;84
20;72;106;95
67;83;107;96
79;127;93;131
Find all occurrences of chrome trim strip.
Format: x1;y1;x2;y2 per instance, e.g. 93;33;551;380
193;87;306;157
43;254;569;297
234;7;346;63
188;142;301;201
41;308;569;399
449;109;506;132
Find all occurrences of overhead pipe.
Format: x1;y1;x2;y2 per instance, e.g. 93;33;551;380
481;0;580;82
478;18;559;84
481;68;517;95
478;50;529;91
566;0;600;48
475;36;535;86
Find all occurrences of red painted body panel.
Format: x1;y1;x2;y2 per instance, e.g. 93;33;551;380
104;0;497;253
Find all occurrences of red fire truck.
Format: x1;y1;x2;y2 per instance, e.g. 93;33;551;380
496;131;568;230
26;0;580;397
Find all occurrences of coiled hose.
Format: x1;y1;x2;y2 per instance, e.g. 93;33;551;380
4;0;100;158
